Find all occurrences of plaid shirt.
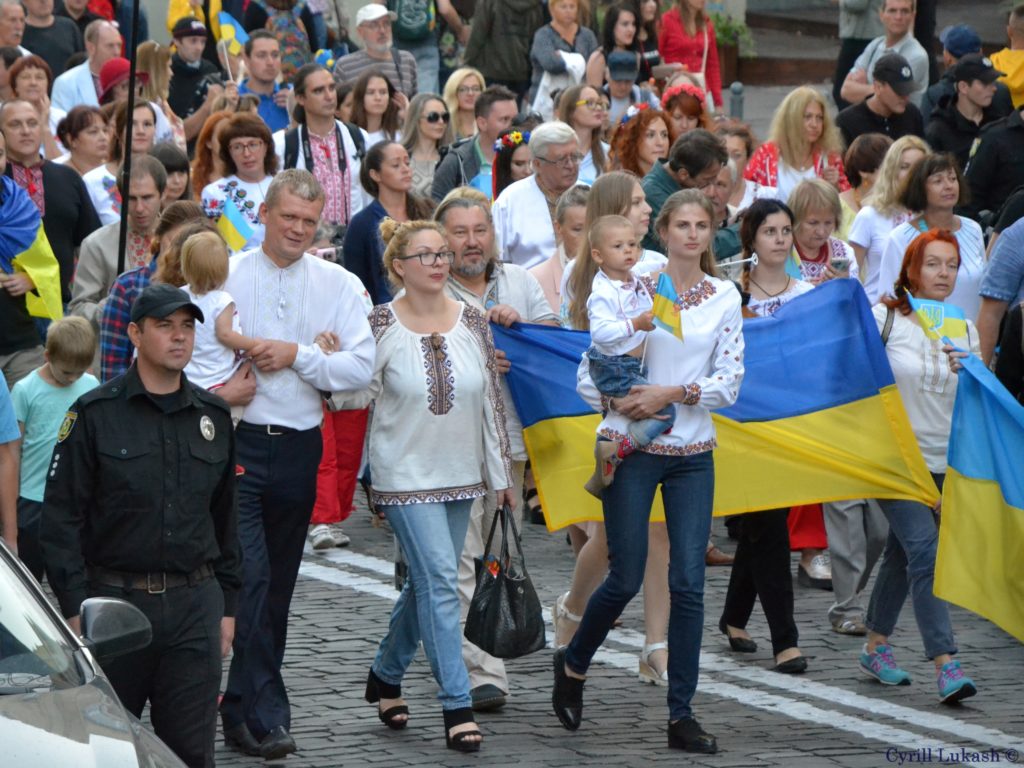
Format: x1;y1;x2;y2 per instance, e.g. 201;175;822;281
100;259;156;382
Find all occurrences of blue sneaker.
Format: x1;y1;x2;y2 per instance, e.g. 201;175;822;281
859;644;911;686
937;660;977;704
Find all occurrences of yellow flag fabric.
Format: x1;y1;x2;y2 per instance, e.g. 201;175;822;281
13;225;64;321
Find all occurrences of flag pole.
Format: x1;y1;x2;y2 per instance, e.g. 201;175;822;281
115;3;143;277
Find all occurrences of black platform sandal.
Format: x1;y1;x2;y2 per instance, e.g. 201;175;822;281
365;669;409;730
443;707;482;753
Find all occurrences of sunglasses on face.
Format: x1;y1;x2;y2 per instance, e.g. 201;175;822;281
424;111;450;124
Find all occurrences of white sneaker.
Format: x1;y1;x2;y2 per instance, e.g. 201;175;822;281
329;523;351;547
309;524;336;550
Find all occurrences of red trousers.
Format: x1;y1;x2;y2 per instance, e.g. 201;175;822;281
311;407;369;525
788;503;828;551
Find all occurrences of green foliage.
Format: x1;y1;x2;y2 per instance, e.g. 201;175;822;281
711;12;756;58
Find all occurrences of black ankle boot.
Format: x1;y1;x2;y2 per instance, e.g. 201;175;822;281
551;647;585;730
667;717;718;753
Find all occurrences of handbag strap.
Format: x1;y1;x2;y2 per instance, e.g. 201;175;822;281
482;502;503;557
700;28;709;76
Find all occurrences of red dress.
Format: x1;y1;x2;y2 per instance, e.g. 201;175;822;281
658;9;722;108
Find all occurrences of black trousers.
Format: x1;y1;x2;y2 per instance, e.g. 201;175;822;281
833;37;874;110
221;426;321;740
16;497;44;582
720;508;799;657
91;576;224;768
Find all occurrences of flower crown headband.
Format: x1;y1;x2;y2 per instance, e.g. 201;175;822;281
619;102;650;126
493;130;530;153
661;82;706;110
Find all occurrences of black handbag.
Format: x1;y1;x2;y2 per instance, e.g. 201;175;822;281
464;504;546;659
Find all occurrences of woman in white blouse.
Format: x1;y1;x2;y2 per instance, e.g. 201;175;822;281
860;229;979;704
553;189;744;754
363;218;513;754
848;136;929;303
877;153;985;320
200;112;276;253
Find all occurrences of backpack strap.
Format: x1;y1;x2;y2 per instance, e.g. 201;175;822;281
881;306;895;346
343;122;365;160
284;127;299;170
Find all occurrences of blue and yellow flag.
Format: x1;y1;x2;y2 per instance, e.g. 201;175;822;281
651;272;683;339
217;12;249;56
216;196;254;253
493;279;938;530
784;248;803;279
0;176;63;321
935;355;1024;642
907;293;968;342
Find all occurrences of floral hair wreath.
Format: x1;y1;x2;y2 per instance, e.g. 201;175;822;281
619;102;650;126
660;82;706;110
493;130;531;154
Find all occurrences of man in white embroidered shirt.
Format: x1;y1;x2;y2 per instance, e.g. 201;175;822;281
435;190;558;711
219;169;375;760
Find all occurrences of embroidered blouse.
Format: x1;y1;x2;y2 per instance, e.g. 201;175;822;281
587;268;655;356
201;175;270;253
744;141;851;198
365;302;513;505
578;275;745;456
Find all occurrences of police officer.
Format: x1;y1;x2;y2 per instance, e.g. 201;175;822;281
40;283;240;768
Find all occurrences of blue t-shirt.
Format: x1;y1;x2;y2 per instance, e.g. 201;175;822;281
11;369;99;501
239;81;290;134
0;384;18;443
981;217;1024;307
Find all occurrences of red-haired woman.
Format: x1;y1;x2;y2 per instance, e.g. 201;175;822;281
660;81;710;138
860;229;980;704
609;105;675;177
201;112;278;252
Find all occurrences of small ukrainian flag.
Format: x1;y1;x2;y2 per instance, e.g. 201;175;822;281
217;12;249;56
907;294;968;342
651;272;683;339
216;196;254;253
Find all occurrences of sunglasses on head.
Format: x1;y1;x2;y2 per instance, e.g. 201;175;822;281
424;111;450;124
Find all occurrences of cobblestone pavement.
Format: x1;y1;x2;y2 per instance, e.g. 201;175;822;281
214;490;1024;768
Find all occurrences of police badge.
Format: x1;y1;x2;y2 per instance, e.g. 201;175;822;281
200;415;216;441
57;411;77;443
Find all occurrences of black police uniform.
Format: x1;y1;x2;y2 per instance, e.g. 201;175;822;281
40;363;240;768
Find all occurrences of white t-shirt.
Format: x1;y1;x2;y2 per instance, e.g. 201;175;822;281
877;219;986;320
82;164;120;226
184;288;242;389
578;141;610;185
848;205;912;303
775;161;817;204
737;179;781;211
201;175;270;253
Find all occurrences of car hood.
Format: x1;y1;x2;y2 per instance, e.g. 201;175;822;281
0;675;184;767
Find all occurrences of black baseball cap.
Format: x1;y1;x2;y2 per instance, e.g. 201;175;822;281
873;53;917;96
131;284;205;323
172;16;208;39
952;53;1005;85
607;51;640;82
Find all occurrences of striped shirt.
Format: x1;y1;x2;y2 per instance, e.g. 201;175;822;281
332;49;418;96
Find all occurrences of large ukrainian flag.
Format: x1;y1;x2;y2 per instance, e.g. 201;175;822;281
0;176;63;321
935;355;1024;642
493;279;938;530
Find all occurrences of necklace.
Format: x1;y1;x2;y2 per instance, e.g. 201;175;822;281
749;275;790;298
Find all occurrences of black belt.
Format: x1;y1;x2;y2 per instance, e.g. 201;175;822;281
88;563;214;594
237;421;300;435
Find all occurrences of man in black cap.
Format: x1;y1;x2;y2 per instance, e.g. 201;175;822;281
41;282;240;768
167;16;228;144
836;53;925;147
927;55;1007;170
920;25;1013;120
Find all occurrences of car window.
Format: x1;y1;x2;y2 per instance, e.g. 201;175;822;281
0;557;83;693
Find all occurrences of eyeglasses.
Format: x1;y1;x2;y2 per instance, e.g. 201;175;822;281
536;152;585;168
396;250;456;266
424;111;450;124
229;140;265;154
575;99;606;110
457;85;482;95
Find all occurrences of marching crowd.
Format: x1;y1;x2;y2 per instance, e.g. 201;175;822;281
1;0;1023;765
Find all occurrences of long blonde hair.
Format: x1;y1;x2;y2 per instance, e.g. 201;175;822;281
863;135;931;218
442;67;486;139
136;41;171;102
769;86;842;169
567;171;638;330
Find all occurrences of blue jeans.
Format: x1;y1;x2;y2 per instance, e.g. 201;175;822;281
865;474;957;659
588;347;674;447
394;37;439;95
373;499;474;710
565;450;714;721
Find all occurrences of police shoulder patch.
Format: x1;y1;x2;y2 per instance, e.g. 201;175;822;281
57;411;77;443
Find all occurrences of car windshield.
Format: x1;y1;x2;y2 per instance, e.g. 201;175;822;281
0;556;84;694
